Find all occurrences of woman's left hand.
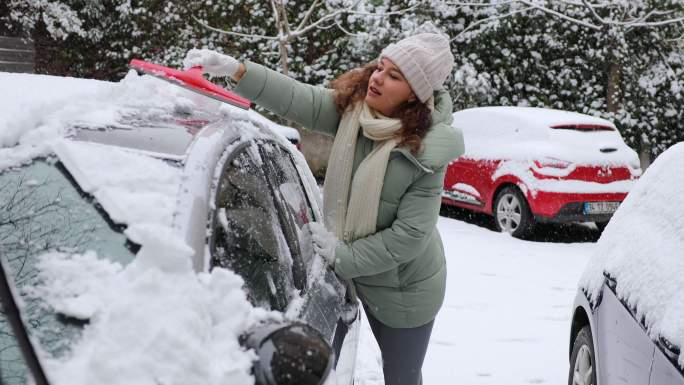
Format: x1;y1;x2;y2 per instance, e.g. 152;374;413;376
308;223;339;267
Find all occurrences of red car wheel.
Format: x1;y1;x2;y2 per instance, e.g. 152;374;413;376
494;186;535;238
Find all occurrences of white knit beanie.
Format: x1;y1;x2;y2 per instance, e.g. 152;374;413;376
379;33;454;103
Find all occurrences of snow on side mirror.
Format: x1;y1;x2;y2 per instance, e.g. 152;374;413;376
241;322;333;385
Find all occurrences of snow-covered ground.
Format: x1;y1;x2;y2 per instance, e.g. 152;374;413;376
355;217;595;385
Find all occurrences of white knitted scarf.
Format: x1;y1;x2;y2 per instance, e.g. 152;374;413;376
323;102;402;242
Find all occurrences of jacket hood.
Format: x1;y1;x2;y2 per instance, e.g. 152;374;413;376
393;90;465;173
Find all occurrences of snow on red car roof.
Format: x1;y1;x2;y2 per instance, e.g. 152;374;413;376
454;106;616;130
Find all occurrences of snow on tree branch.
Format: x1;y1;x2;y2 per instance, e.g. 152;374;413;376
193;0;420;76
444;0;684;32
196;0;419;43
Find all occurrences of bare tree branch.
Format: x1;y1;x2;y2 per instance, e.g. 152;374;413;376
295;1;420;38
192;17;279;41
270;0;280;30
452;6;535;41
297;0;321;32
579;0;605;24
335;20;362;37
274;0;292;38
518;0;602;30
442;0;518;6
626;16;684;29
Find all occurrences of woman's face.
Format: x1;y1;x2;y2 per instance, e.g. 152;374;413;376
365;58;415;117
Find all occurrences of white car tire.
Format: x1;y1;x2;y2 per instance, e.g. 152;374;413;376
569;325;596;385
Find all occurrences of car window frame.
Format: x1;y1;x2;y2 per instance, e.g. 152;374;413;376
257;140;317;292
207;139;299;310
0;256;50;385
54;161;142;253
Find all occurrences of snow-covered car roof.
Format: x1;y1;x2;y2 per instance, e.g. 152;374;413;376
0;71;312;261
580;142;684;367
247;109;300;143
452;106;639;166
0;71;298;166
454;106;616;131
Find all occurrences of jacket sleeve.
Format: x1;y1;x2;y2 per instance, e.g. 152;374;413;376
232;60;341;137
333;166;446;279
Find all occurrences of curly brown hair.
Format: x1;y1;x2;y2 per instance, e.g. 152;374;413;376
330;63;432;154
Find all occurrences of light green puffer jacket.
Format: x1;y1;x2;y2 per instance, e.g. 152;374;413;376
234;61;465;328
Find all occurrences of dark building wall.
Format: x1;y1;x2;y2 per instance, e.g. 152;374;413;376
0;36;34;73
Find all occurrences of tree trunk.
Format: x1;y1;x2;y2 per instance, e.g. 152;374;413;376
606;62;620;114
278;39;289;77
606;61;650;169
639;136;652;171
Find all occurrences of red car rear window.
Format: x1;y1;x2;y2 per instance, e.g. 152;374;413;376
550;124;615;131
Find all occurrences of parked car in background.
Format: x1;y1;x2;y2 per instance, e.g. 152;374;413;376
568;142;684;385
442;107;642;238
0;72;358;385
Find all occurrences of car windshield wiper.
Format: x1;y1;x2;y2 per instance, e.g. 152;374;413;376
0;256;51;385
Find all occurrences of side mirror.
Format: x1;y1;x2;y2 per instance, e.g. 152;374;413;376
242;322;333;385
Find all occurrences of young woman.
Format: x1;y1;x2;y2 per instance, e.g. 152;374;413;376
184;33;464;385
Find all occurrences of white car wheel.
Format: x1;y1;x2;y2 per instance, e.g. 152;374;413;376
569;325;596;385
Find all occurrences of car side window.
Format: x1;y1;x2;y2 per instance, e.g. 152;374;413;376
260;142;315;289
210;143;295;312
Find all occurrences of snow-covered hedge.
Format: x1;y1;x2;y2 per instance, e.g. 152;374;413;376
2;0;682;159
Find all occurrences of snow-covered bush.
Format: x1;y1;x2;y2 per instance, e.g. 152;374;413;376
2;0;682;160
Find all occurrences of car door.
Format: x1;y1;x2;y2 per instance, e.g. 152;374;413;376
596;276;655;385
258;141;360;385
443;157;487;207
649;340;684;385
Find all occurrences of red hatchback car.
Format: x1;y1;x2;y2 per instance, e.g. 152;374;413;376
442;107;642;237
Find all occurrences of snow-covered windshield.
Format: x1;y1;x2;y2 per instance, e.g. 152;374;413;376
0;158;269;385
0;159;136;384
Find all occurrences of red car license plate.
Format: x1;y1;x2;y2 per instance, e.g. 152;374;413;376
584;201;620;214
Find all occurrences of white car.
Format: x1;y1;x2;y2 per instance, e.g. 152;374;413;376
568;142;684;385
0;71;358;385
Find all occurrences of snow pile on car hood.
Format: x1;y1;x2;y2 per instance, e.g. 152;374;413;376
580;142;684;366
31;224;277;385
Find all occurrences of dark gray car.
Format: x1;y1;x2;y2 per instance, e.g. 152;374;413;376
0;106;360;385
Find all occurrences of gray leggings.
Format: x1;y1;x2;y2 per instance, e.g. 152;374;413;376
364;306;435;385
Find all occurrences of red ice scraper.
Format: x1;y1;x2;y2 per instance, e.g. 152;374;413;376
129;59;251;110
